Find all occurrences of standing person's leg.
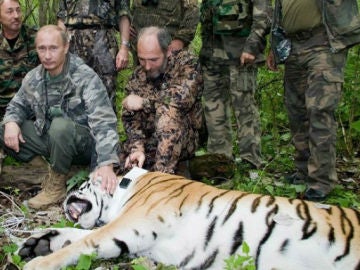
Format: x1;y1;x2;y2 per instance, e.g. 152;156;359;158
284;55;310;182
230;64;262;168
304;49;347;200
202;61;233;158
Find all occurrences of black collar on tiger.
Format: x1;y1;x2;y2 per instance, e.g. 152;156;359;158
119;167;148;189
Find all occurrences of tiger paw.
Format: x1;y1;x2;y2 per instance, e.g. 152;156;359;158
18;230;59;261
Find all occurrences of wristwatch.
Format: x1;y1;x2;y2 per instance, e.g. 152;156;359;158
121;40;130;48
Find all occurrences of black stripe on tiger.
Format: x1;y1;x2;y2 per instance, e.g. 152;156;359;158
207;190;231;218
230;221;244;255
190;249;219;270
204;216;218;250
113;238;129;256
335;206;355;262
123;175;184;207
179;249;195;268
222;193;249;225
255;207;278;269
196;191;211;211
279;239;290;253
144;182;196;214
296;201;317;240
328;225;335;245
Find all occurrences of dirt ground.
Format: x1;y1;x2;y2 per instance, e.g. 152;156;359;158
0;162;65;270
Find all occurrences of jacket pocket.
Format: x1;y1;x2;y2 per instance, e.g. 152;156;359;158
324;0;360;36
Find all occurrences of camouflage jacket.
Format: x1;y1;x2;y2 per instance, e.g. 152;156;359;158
131;0;199;46
57;0;130;29
271;0;360;52
3;54;120;168
122;50;203;155
200;0;272;63
0;25;38;106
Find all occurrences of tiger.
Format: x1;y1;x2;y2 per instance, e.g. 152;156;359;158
18;167;360;270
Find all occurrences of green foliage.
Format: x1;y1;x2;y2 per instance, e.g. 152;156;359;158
1;243;26;269
52;217;78;228
62;253;97;270
66;170;90;192
224;242;255;270
2;243;18;254
337;46;360;157
3;156;22;166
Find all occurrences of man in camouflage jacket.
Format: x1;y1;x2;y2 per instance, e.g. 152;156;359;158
0;0;38;117
130;0;199;52
267;0;360;201
121;26;203;175
0;25;120;209
199;0;272;169
57;0;131;112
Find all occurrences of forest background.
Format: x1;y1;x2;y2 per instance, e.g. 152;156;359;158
13;0;360;208
0;1;359;269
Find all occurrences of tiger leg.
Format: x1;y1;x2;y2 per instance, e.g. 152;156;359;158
18;228;92;262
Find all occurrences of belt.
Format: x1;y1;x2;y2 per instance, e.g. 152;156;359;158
286;25;325;41
66;24;113;30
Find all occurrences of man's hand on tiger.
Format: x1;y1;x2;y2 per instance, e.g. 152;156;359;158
125;151;145;169
92;164;118;194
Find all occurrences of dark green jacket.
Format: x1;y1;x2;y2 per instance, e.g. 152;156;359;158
271;0;360;52
200;0;272;63
57;0;130;29
3;54;119;168
131;0;199;46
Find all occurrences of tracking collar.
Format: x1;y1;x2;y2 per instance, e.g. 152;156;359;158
119;167;148;189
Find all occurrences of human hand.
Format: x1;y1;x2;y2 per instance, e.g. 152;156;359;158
266;51;278;71
4;122;24;152
116;47;129;70
240;52;256;65
125;151;145;169
92;164;118;194
122;94;144;111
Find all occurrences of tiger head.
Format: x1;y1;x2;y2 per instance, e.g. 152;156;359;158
63;177;112;229
63;167;148;229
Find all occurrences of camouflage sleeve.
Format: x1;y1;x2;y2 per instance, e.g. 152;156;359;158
153;105;186;173
121;109;146;154
115;0;131;20
163;53;201;112
173;0;200;46
153;53;202;172
121;72;147;154
2;84;32;126
243;0;272;56
81;70;120;167
56;0;67;20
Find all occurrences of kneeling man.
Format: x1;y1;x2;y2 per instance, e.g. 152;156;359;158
0;25;120;209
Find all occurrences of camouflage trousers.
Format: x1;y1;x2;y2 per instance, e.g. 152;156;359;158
67;28;118;111
0;118;94;174
284;35;348;193
202;61;262;168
